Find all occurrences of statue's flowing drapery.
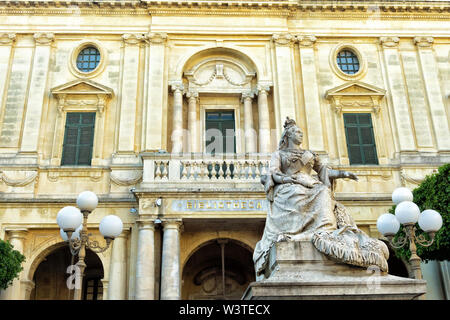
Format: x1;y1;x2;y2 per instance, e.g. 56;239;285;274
254;149;389;276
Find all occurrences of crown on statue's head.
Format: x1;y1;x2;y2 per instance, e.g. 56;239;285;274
283;117;297;130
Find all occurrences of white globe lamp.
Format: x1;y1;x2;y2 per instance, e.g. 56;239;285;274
56;206;82;232
395;201;420;225
377;213;401;236
60;225;82;241
418;209;443;233
392;187;413;205
99;215;123;239
76;191;98;213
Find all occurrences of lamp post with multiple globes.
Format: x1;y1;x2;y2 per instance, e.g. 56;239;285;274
376;187;443;280
56;191;123;300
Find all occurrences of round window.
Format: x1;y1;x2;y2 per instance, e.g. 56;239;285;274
76;46;101;73
336;49;360;75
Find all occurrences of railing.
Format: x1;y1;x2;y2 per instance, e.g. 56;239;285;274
142;154;270;183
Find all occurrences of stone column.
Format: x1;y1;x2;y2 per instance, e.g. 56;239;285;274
101;279;109;300
117;34;145;154
242;91;256;153
1;229;28;300
171;82;184;153
272;33;297;130
107;230;129;300
297;35;325;152
143;33;167;151
160;219;183;300
379;37;416;151
414;36;450;151
134;220;156;300
0;33;15;120
20;33;54;153
257;85;271;153
186;90;198;153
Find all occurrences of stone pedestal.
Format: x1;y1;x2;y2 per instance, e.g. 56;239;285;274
243;241;426;300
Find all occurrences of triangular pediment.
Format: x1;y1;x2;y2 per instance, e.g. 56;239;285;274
51;79;114;96
325;81;385;98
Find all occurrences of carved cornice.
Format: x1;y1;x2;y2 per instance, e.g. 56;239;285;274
0;32;15;45
122;33;146;46
379;36;400;48
0;1;448;15
414;36;434;48
33;32;54;45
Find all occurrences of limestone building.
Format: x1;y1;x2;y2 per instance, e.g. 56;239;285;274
0;0;449;300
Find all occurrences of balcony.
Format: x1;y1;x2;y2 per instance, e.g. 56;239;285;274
139;153;270;193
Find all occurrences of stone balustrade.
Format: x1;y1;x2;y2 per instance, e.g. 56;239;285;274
142;153;270;183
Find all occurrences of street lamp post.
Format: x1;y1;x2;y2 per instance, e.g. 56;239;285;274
377;187;443;280
57;191;123;300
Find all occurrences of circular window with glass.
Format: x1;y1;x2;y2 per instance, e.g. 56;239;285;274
76;46;101;73
336;49;360;75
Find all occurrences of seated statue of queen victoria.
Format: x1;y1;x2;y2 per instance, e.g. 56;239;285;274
254;117;389;277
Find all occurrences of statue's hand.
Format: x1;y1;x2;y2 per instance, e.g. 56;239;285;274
343;171;358;181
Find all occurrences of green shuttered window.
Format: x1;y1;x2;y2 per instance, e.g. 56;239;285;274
205;111;236;154
61;112;96;166
343;113;378;165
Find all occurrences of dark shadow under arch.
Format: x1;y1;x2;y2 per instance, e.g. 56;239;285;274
30;245;104;300
182;238;255;300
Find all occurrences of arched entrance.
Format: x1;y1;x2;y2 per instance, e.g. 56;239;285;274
30;246;104;300
182;238;255;300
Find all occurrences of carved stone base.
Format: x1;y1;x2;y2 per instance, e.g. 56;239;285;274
243;241;426;300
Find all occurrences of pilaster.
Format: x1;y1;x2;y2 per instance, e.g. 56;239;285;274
143;32;168;151
272;33;297;130
414;36;450;151
379;36;416;152
296;34;325;152
20;32;54;154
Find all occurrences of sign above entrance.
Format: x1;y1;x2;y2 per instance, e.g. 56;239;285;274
172;199;268;212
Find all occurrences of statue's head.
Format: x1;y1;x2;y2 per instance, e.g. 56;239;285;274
279;117;303;150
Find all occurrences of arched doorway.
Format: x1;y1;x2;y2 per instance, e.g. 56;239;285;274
182;238;255;300
30;246;104;300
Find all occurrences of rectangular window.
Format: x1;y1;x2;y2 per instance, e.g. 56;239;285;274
61;112;96;166
205;111;236;154
343;113;378;165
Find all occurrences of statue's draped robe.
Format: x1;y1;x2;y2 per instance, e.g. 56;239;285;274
254;149;389;276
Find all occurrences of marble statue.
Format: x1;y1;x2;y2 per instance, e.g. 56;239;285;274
254;117;389;277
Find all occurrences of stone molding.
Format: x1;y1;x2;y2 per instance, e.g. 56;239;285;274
414;36;434;48
296;35;317;47
146;32;168;44
122;33;146;46
33;32;54;45
0;2;448;16
379;36;400;48
272;33;295;46
0;32;16;45
1;170;38;187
